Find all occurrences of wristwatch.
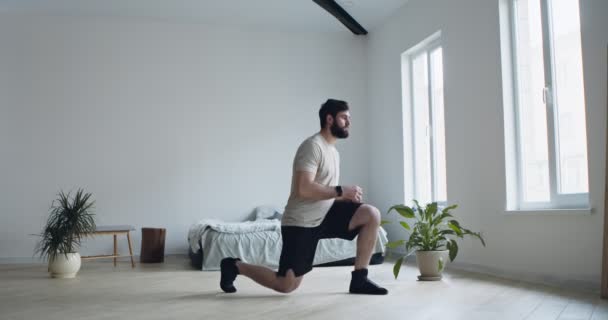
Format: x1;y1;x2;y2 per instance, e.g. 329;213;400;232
335;185;343;197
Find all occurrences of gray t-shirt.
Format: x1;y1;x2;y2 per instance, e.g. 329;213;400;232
282;133;340;227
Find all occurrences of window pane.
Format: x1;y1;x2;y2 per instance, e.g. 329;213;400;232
514;0;550;201
549;0;589;194
430;47;447;202
412;53;431;204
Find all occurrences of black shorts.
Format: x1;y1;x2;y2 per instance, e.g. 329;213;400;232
277;200;363;277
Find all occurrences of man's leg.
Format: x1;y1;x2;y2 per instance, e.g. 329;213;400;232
348;204;381;270
220;258;302;294
236;262;303;293
220;225;312;294
347;204;388;295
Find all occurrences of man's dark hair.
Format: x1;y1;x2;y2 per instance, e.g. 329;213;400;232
319;99;349;129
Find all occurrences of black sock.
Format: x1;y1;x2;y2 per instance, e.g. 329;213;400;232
349;268;388;295
220;257;240;293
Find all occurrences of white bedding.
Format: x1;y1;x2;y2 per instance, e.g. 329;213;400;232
188;218;281;253
188;214;388;271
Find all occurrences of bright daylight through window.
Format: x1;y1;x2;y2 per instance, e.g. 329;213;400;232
402;35;447;206
503;0;589;210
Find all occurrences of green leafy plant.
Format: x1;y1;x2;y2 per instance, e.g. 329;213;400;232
384;200;486;279
35;189;96;261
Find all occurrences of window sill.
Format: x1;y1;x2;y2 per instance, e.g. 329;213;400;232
504;208;593;215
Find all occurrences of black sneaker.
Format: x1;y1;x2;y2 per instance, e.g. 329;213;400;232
220;258;240;293
349;268;388;295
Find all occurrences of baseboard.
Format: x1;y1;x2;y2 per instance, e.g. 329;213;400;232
0;254;189;265
448;261;600;293
387;249;600;293
0;256;145;265
0;257;45;264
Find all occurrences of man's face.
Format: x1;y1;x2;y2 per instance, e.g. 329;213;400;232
330;111;351;139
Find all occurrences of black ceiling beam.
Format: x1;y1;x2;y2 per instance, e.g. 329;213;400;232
313;0;368;35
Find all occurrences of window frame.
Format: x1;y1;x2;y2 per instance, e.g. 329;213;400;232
507;0;589;210
403;37;447;206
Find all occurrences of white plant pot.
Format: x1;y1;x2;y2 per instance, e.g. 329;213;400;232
48;253;81;278
415;250;449;281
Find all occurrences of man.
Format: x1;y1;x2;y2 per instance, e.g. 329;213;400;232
219;99;387;295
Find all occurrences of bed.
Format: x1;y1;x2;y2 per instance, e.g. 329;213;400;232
187;206;388;270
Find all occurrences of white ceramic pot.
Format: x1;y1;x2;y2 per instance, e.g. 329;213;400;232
415;250;449;281
48;253;81;278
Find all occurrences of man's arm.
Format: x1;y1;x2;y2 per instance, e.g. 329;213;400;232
294;171;362;202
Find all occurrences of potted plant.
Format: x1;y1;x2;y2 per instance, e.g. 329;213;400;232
385;200;485;280
35;189;96;278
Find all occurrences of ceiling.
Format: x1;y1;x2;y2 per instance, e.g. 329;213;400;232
0;0;410;33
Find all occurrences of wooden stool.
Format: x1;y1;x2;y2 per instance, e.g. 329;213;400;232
81;225;136;268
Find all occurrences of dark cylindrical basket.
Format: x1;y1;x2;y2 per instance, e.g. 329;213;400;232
140;228;166;263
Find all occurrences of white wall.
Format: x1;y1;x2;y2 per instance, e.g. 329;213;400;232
0;15;369;260
368;0;607;290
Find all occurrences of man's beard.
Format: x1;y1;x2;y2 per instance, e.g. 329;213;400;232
330;122;349;139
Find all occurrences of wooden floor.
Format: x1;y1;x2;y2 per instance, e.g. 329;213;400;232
0;256;606;320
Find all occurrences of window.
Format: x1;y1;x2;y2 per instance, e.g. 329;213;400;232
402;34;447;205
501;0;589;210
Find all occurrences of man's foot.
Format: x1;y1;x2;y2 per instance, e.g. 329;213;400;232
220;257;240;293
349;268;388;295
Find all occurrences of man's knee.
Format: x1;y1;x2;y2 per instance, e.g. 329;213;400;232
275;280;300;293
361;204;381;226
274;270;301;294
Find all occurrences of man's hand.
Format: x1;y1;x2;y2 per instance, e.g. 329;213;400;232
342;185;363;203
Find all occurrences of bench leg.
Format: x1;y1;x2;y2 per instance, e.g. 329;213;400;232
113;234;117;267
127;231;135;268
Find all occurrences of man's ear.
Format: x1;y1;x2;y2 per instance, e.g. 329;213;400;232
326;114;334;127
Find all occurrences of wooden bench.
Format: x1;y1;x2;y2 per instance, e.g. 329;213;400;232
81;225;136;268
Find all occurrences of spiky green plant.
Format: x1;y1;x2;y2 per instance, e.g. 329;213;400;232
35;189;96;261
384;200;485;279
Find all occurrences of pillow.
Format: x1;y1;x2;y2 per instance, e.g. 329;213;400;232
253;205;284;221
266;211;283;220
